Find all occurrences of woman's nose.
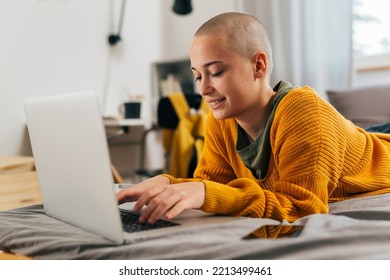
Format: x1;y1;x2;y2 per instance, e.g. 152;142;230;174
198;78;213;96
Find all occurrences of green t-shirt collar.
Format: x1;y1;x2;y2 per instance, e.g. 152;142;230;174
236;80;295;179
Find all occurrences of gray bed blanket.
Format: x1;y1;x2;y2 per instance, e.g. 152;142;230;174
1;193;390;260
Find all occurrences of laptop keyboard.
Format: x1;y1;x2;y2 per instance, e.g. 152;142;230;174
120;209;180;233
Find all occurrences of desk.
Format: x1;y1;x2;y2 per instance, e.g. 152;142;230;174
0;156;42;211
103;117;149;128
103;117;155;180
103;116;149;141
0;171;42;211
0;156;35;174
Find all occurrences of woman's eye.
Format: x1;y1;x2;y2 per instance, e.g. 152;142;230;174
194;70;223;82
211;70;223;77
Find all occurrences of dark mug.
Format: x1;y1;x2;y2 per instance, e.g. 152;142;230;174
120;102;141;119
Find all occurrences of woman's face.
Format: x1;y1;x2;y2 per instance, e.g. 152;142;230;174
190;34;263;121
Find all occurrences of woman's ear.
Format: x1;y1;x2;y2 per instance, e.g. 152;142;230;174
252;52;267;79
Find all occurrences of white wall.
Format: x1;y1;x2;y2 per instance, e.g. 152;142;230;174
0;0;161;156
0;0;238;178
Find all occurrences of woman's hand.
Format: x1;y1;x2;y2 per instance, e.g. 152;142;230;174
116;175;205;224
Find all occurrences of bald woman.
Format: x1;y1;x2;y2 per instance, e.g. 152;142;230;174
117;12;390;224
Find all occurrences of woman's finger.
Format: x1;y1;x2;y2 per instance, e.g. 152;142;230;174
137;186;173;222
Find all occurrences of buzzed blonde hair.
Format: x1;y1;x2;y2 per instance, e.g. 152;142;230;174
195;12;273;75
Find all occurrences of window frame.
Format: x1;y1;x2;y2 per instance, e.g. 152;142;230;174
355;53;390;73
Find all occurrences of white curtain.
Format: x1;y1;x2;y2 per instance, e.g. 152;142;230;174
241;0;353;99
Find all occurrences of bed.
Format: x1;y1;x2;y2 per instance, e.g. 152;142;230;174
1;192;390;260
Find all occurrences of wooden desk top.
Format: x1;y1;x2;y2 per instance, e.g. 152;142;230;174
0;156;35;174
0;156;122;211
0;171;42;211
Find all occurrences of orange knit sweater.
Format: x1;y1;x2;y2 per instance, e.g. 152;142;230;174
166;85;390;222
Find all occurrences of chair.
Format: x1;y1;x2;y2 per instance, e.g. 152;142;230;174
136;93;206;179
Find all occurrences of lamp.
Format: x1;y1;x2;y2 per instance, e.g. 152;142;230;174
108;0;127;46
172;0;192;15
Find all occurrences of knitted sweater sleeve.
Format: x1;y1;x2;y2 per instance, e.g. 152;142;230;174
168;87;353;222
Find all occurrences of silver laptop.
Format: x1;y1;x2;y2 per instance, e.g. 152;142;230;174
23;90;238;244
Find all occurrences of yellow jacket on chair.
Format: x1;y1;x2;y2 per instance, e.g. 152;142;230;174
163;93;210;178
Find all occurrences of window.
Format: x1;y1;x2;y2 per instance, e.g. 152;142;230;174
353;0;390;57
352;0;390;72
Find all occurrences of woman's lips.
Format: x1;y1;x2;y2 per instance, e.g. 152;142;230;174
209;97;226;108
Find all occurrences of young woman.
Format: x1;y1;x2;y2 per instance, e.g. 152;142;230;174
117;12;390;225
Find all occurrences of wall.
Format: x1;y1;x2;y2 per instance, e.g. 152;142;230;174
0;0;160;157
0;0;238;180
